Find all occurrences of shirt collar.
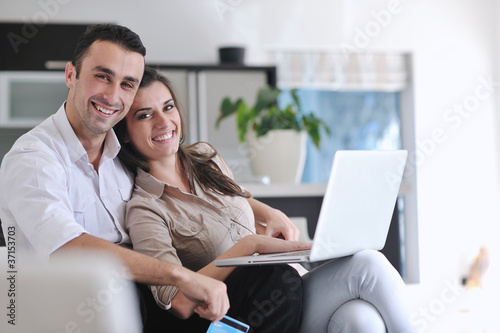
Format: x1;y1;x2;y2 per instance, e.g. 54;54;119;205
53;102;121;164
135;168;168;199
102;129;121;161
54;103;86;163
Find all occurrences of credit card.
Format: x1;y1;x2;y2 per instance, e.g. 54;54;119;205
206;315;250;333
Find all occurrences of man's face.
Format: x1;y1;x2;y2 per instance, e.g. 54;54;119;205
65;40;144;138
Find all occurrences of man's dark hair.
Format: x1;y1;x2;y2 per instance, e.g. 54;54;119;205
71;24;146;77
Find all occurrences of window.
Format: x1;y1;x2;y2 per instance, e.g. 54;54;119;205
280;90;402;183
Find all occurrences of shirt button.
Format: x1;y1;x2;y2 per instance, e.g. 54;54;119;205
191;227;196;232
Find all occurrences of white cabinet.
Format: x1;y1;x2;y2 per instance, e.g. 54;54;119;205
0;71;66;127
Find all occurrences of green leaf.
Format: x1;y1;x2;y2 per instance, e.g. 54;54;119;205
290;88;301;112
254;87;281;115
302;113;331;149
216;97;242;128
235;101;251;142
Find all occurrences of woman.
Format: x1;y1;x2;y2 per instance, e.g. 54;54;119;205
115;67;415;333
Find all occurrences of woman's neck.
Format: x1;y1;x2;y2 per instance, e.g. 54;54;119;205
149;153;191;193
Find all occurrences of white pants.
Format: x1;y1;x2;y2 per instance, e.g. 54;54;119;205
298;250;415;333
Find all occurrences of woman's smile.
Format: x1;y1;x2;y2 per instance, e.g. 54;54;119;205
152;130;174;142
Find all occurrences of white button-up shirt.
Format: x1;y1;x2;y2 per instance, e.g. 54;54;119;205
0;103;133;261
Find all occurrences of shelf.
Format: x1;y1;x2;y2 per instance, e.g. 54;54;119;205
277;80;407;92
242;180;413;198
242;183;327;198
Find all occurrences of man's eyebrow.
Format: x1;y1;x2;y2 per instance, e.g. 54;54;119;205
94;66;140;83
125;75;140;84
94;66;115;76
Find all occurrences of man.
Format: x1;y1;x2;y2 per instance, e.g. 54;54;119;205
0;24;228;324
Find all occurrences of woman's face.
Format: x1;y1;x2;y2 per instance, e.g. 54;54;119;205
125;81;182;163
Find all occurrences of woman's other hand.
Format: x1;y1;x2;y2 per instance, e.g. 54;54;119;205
248;198;300;241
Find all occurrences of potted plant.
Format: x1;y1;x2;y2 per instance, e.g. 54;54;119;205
216;86;330;184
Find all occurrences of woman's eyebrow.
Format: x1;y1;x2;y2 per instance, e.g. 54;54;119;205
132;98;175;115
133;107;151;115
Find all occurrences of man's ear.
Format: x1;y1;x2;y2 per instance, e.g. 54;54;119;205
65;62;76;89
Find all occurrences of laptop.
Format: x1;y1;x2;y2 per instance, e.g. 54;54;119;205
214;150;408;267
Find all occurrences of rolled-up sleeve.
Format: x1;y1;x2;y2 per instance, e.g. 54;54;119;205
0;145;87;261
125;195;182;309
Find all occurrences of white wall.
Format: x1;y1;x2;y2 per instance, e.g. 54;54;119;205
1;0;500;331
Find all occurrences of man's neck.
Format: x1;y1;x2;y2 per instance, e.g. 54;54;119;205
64;102;107;172
77;136;105;172
86;140;105;172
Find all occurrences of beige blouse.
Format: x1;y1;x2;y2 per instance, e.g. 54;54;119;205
125;143;255;309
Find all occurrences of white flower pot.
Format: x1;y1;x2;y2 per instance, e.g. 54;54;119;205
246;129;307;184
